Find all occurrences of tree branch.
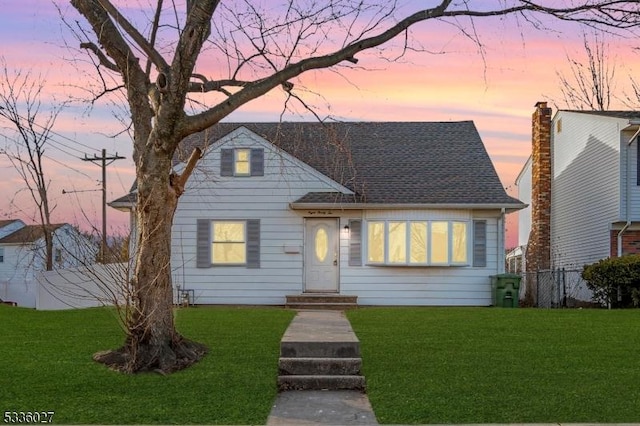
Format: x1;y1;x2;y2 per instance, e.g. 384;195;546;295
170;147;202;197
79;42;119;72
97;0;170;72
182;0;640;136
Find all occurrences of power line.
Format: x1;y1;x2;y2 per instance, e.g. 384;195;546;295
0;105;102;154
0;106;129;181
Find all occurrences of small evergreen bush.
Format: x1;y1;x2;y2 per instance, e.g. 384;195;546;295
582;255;640;308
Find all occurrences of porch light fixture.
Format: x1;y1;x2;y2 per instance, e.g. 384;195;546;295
343;224;350;230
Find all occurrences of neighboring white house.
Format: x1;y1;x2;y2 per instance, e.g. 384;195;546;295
516;104;640;272
0;220;97;307
111;121;525;306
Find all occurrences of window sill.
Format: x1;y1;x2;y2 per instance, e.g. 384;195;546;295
365;262;470;267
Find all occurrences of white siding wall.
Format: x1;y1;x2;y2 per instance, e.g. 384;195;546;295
621;129;640;221
171;128;505;306
516;158;532;247
551;112;623;268
171;129;349;305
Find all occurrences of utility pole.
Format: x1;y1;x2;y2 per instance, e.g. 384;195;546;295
82;149;125;262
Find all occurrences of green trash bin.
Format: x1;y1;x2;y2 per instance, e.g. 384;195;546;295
491;273;521;307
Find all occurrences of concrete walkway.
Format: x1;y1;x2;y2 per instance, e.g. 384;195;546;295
267;310;378;425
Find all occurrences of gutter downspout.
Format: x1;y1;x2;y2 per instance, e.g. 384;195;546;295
499;208;506;274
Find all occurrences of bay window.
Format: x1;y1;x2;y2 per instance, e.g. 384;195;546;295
366;220;469;266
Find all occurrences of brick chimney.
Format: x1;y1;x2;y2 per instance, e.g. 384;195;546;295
524;102;552;303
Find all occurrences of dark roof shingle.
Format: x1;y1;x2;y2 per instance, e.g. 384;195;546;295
177;121;521;206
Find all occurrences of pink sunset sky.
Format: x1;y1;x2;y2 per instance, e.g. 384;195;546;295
1;1;639;247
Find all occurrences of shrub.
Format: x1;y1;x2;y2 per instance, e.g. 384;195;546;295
582;255;640;308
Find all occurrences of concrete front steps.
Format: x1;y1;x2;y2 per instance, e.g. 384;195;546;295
285;293;358;310
277;310;365;391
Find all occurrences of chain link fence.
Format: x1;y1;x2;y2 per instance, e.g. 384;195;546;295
521;269;594;308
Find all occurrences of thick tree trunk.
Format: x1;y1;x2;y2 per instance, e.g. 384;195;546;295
94;149;207;374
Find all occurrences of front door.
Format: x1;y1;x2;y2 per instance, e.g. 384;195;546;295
304;218;339;292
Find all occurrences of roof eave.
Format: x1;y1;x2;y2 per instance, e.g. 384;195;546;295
108;201;135;212
289;202;527;213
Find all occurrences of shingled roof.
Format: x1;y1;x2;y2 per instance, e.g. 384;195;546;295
174;121;522;208
0;223;66;244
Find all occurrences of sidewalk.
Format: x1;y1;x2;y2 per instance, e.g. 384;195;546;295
267;389;377;425
267;310;378;425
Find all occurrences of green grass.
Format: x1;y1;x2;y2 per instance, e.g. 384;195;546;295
348;307;640;424
0;305;295;424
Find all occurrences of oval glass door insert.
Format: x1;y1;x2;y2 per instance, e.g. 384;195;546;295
315;228;328;262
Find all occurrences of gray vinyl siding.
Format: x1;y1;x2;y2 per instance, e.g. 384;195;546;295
550;112;623;268
516;157;532;247
170;127;506;306
622;130;640;221
172;129;351;305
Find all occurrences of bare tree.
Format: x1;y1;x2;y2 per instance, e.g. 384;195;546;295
0;60;67;271
556;30;616;111
67;0;640;374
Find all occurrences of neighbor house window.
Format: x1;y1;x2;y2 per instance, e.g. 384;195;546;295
366;220;469;266
211;221;246;264
54;248;62;263
0;247;4;263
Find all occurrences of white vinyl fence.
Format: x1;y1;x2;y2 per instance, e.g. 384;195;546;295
35;263;128;310
0;278;37;308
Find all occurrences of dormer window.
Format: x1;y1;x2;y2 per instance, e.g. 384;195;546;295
234;149;251;175
220;148;264;177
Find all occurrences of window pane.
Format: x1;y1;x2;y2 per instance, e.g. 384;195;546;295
213;243;246;263
212;221;247;264
431;222;448;263
235;149;250;175
368;221;385;263
452;222;468;263
388;222;406;263
235;161;249;175
213;222;245;242
315;228;328;262
410;222;427;263
236;150;249;161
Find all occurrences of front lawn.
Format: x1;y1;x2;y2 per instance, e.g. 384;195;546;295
348;307;640;424
0;305;295;424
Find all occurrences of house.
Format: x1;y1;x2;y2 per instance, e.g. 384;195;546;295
515;103;640;298
111;121;525;306
0;220;96;307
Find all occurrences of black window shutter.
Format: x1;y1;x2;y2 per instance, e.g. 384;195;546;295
220;149;234;176
348;220;362;266
246;219;261;268
250;148;264;176
196;219;211;268
472;220;487;267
